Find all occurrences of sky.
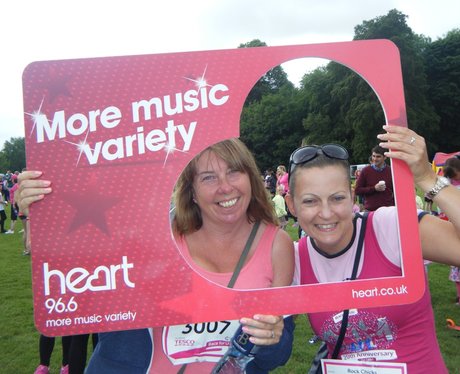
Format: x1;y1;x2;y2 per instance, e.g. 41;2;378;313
1;0;459;150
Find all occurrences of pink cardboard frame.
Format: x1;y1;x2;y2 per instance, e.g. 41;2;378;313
22;39;424;335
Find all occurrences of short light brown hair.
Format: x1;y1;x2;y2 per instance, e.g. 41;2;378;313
289;154;350;197
173;138;278;236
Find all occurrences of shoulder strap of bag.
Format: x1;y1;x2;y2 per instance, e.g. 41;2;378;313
177;220;261;374
350;212;368;280
331;212;368;359
227;220;261;288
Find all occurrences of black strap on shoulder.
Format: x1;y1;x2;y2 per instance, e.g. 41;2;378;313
350;212;368;280
227;220;261;288
177;364;187;374
331;212;368;359
177;220;261;374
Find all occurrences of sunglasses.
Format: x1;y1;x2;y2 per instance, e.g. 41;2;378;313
288;144;349;183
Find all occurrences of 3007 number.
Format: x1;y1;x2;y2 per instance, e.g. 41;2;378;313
181;321;231;335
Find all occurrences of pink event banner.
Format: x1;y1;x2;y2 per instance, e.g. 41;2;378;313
22;40;424;336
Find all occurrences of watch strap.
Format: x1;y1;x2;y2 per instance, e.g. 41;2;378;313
426;176;449;199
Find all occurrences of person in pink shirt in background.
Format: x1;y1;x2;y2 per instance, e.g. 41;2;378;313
276;165;289;196
5;174;19;234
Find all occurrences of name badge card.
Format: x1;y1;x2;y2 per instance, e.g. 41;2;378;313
322;359;407;373
22;40;424;335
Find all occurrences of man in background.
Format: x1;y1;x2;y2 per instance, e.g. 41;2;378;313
355;145;395;211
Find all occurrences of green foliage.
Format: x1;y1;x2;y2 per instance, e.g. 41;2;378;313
423;29;460;153
238;40;306;171
238;39;268;49
240;84;308;170
354;9;412;40
0;137;26;172
239;39;293;105
299;62;385;163
353;9;440;155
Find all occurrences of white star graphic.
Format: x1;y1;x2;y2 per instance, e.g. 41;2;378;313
184;65;213;90
25;97;46;137
64;129;92;166
162;142;187;167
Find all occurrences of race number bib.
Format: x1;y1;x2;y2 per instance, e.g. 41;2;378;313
163;320;239;365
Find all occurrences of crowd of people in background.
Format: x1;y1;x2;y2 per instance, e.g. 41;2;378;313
1;169;30;254
1;170;19;234
264;164;301;236
263;143;397;238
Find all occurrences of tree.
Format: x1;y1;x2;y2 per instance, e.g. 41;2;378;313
298;9;440;163
354;9;440;155
238;39;292;105
299;61;384;164
240;85;308;171
0;137;26;172
424;29;460;153
238;39;303;170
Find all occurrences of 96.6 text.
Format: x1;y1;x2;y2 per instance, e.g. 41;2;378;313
45;297;78;314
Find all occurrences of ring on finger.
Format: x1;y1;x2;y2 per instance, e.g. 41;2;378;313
271;330;275;339
409;136;416;145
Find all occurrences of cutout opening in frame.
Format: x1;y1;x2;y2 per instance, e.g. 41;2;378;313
170;54;403;292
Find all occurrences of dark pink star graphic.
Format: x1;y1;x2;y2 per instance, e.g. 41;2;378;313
42;67;72;103
159;272;239;321
61;185;119;235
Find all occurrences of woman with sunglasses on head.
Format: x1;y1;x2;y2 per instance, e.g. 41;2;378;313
285;125;460;373
17;138;295;374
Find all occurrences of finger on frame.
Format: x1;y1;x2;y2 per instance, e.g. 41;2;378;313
18;170;43;183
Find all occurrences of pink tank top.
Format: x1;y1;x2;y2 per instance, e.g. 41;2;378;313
149;224;278;373
299;213;447;373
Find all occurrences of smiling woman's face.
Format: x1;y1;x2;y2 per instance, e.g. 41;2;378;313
192;150;252;227
286;164;354;254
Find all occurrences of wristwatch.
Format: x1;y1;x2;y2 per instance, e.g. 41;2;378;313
425;176;450;199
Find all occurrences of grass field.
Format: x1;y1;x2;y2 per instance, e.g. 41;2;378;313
1;217;460;373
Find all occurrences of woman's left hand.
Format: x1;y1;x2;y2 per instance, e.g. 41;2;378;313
239;314;284;346
377;125;436;190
